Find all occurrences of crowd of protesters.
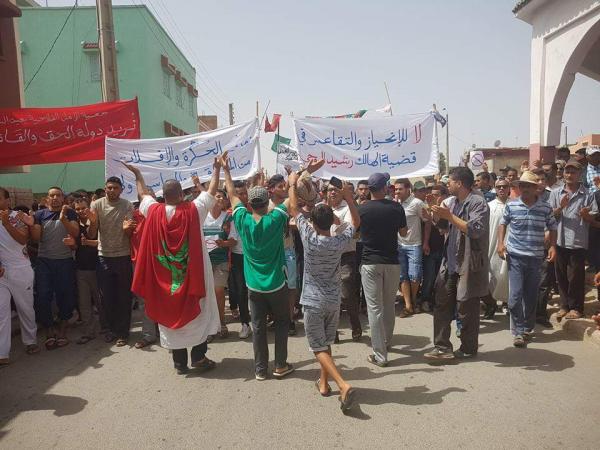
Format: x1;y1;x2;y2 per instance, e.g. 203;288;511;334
1;145;600;414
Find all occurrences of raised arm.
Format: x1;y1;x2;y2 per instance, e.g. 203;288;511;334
221;151;242;209
120;161;150;199
282;158;326;209
207;151;227;197
287;171;300;217
60;205;80;238
0;211;29;245
342;182;360;229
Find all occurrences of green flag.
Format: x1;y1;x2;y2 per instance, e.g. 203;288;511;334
271;134;291;152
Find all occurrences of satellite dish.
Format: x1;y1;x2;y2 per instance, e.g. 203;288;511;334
494;139;501;147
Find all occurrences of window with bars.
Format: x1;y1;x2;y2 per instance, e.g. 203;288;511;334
162;70;171;98
89;53;101;82
176;84;183;108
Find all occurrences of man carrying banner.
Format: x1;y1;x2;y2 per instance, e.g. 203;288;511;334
120;156;224;375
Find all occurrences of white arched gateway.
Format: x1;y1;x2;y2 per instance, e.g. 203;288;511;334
515;0;600;161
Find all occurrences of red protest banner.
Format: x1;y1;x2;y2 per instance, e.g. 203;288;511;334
0;98;140;166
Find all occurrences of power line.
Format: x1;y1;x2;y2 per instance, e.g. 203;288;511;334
151;0;230;103
25;1;78;92
129;0;228;123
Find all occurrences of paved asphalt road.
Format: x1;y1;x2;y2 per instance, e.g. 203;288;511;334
1;308;599;449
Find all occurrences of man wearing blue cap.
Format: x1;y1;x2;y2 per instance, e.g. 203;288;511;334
358;172;407;367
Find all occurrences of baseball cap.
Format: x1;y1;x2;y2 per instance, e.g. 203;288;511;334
248;186;269;208
564;158;583;170
440;175;450;185
367;172;390;191
586;146;600;156
413;181;427;191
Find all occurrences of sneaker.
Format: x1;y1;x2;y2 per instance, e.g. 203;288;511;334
255;371;267;381
367;354;388;367
424;348;455;361
239;323;251;339
482;304;496;320
454;350;476;359
513;335;526;348
502;303;509;315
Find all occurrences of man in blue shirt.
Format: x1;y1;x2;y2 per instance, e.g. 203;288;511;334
498;171;557;348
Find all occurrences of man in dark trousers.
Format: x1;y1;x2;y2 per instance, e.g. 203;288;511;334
425;167;490;361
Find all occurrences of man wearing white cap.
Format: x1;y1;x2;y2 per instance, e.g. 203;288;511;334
497;171;557;347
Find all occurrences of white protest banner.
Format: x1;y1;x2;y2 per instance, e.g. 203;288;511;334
105;119;260;201
276;143;302;177
293;113;437;180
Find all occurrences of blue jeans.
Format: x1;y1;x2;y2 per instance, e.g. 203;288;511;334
398;244;423;283
34;257;76;328
421;249;443;304
507;253;543;337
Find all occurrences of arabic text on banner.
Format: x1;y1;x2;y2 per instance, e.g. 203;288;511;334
276;143;302;177
0;99;140;166
105;119;259;201
293;113;438;180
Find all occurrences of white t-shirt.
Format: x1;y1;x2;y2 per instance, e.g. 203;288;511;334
0;211;31;269
228;220;243;254
397;195;426;246
330;200;357;254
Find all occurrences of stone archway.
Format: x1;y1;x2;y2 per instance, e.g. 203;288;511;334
516;0;600;161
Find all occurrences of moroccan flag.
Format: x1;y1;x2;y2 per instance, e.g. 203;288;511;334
264;113;281;132
271;134;291;152
131;201;205;329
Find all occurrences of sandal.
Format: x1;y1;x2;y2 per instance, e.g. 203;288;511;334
352;329;362;342
26;344;40;355
191;357;216;371
44;336;58;351
273;364;294;379
218;325;229;339
339;388;357;413
399;309;414;318
564;310;582;320
77;336;95;345
115;338;127;347
56;337;69;348
134;339;153;349
315;378;332;397
556;309;568;320
231;309;240;320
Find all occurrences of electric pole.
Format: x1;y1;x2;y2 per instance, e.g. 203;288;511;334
445;112;450;174
96;0;119;101
228;103;234;125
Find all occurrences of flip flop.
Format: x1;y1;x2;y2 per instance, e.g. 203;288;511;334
315;379;332;397
56;337;69;348
339;388;357;413
44;337;58;351
272;364;294;379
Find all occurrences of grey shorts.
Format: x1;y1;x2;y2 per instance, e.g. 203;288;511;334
303;305;340;352
212;262;229;288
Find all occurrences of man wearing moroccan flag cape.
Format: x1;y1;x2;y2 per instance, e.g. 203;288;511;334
122;156;224;374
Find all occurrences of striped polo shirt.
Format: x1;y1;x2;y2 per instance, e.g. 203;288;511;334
500;197;557;258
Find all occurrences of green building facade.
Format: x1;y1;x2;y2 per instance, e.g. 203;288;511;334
0;5;199;194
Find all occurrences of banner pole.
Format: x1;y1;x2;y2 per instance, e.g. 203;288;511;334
384;82;393;116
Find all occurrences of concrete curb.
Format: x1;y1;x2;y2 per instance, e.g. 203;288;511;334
550;313;600;349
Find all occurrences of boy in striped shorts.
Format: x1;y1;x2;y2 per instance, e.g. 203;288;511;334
287;170;359;413
497;171;557;348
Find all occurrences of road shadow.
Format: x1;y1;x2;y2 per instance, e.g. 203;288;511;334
476;347;575;371
342;385;466;419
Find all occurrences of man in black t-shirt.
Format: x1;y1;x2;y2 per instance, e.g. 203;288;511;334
358;173;407;367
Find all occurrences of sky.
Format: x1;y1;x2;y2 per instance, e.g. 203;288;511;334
43;0;600;171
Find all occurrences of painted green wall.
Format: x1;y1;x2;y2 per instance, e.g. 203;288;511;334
0;5;198;194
